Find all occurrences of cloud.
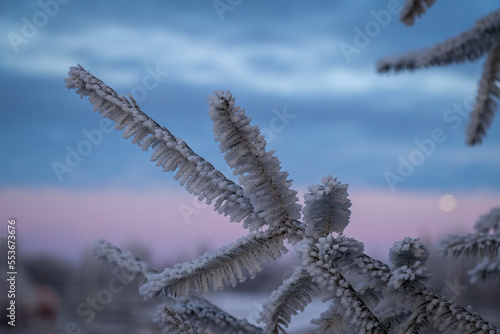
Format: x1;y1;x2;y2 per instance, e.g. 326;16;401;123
1;22;477;98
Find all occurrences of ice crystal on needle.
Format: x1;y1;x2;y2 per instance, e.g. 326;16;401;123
68;63;499;333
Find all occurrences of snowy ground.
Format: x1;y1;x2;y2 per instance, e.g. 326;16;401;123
205;292;328;333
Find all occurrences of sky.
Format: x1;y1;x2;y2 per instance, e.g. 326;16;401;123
0;0;499;265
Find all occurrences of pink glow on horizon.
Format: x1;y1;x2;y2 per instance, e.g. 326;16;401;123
347;189;499;259
0;186;498;265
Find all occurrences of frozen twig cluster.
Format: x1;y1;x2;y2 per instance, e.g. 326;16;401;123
67;64;499;333
440;207;500;284
378;1;500;145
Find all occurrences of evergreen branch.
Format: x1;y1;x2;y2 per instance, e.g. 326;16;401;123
474;206;500;234
388;263;430;290
399;0;436;26
303;175;351;238
352;253;499;333
304;236;387;334
93;239;159;280
389;237;429;269
376;306;412;333
153;303;206;334
174;295;264;334
258;267;319;334
467;43;500;145
468;256;500;283
139;228;287;298
344;237;499;333
313;270;388;334
377;8;500;72
310;304;355;333
65;65;265;229
440;232;500;260
208;90;302;238
403;288;500;333
350;254;392;292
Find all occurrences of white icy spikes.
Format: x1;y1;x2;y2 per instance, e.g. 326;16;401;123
399;0;436;26
378;5;500;145
303;175;351;238
467;43;500;145
139;229;287;298
258;267;319;333
93;239;159;279
66;65;264;230
474;206;500;234
68;64;500;333
173;295;264;334
389;237;429;268
441;206;500;284
208;90;302;237
153;304;205;334
468;257;500;284
388;262;429;290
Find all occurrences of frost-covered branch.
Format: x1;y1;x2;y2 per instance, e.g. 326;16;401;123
402;288;499;333
208;90;302;238
440;232;500;259
303;175;351;238
468;257;500;284
377;8;500;145
440;207;500;284
174;295;264;334
153;304;205;334
65;65;265;229
399;0;436;26
140;228;288;298
378;9;500;72
93;239;159;280
303;235;388;333
68;62;500;333
467;42;500;145
474;206;500;234
258;267;319;333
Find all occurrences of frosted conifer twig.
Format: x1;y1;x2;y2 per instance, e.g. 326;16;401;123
174;295;264;334
65;65;266;230
440;206;500;284
258;267;319;333
153;304;205;334
399;0;436;26
467;42;500;145
93;239;159;279
66;64;500;333
302;175;351;238
378;7;500;145
140;228;287;298
208;90;302;239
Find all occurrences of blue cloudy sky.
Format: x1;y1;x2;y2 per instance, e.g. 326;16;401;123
1;1;499;262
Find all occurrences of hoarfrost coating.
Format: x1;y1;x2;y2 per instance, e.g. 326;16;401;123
69;62;499;333
378;5;500;145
